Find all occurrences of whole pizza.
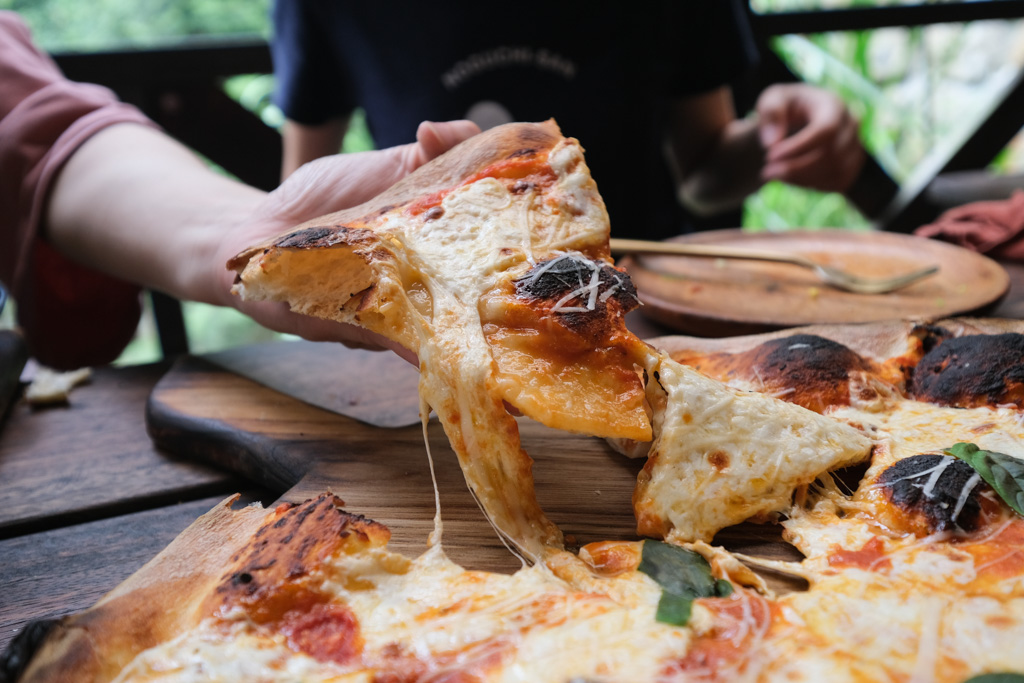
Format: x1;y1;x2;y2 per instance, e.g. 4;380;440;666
12;122;1024;682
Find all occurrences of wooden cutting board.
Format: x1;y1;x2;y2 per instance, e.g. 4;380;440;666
201;341;422;428
146;351;804;589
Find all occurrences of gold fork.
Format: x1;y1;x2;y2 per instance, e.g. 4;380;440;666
609;238;939;295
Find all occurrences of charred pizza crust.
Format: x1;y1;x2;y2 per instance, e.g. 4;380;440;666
19;497;271;683
18;496;390;683
653;316;1024;540
654;317;1024;410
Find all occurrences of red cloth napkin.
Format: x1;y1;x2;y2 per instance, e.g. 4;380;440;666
915;190;1024;262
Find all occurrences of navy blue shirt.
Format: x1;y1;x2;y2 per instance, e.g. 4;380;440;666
272;1;757;240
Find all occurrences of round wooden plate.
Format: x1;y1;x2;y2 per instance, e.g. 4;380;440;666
618;228;1010;337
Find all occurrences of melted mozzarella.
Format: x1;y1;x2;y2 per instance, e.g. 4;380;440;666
116;545;693;683
112;623;353;683
635;355;872;543
831;399;1024;478
763;575;1024;683
112;510;1024;683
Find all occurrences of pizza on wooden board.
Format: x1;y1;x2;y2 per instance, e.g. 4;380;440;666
10;122;1024;682
225;120;865;564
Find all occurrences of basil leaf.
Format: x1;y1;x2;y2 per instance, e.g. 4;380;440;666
638;541;733;627
945;442;1024;516
655;591;693;626
962;674;1024;683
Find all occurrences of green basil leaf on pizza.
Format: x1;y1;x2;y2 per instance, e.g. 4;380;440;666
946;442;1024;516
638;540;733;627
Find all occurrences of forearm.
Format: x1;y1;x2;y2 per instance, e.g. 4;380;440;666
44;118;477;359
674;115;765;217
668;88;766;218
45;123;265;307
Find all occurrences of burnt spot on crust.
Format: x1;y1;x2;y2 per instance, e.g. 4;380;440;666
745;335;875;412
513;254;639;342
516;254;638;311
876;454;987;533
910;333;1024;408
205;494;389;623
275;225;377;250
424;206;445;220
0;618;59;683
909;323;952;355
707;451;730;471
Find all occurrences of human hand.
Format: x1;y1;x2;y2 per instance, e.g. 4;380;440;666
756;83;865;194
215;120;481;363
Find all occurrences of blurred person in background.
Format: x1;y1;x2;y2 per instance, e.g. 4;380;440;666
272;0;867;241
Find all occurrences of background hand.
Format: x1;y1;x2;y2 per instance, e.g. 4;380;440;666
756;83;865;194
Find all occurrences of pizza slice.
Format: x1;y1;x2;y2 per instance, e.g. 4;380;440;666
633;353;873;543
230;121;650;562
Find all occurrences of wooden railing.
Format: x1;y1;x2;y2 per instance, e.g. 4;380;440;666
55;37;280;192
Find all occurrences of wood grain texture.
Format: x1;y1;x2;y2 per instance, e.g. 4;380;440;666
0;494;267;653
997;261;1024;319
203;340;422;428
147;355;805;588
620;229;1010;336
0;363;236;536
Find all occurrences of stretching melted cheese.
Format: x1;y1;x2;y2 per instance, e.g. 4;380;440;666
232;124;649;561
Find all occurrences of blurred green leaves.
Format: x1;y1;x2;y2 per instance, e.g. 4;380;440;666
746;1;1024;230
1;0;270;52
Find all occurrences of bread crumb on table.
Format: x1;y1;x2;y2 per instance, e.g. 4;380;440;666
24;367;91;405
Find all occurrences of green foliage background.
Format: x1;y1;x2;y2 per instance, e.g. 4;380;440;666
0;0;270;51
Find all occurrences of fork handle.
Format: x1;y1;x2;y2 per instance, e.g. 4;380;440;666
609;238;814;269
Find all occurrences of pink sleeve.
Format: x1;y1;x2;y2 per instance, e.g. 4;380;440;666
0;12;160;368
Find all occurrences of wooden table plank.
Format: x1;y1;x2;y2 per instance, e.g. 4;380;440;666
994;261;1024;319
0;493;269;654
0;363;238;537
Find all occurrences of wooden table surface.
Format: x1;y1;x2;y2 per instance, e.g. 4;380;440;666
2;261;1023;657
